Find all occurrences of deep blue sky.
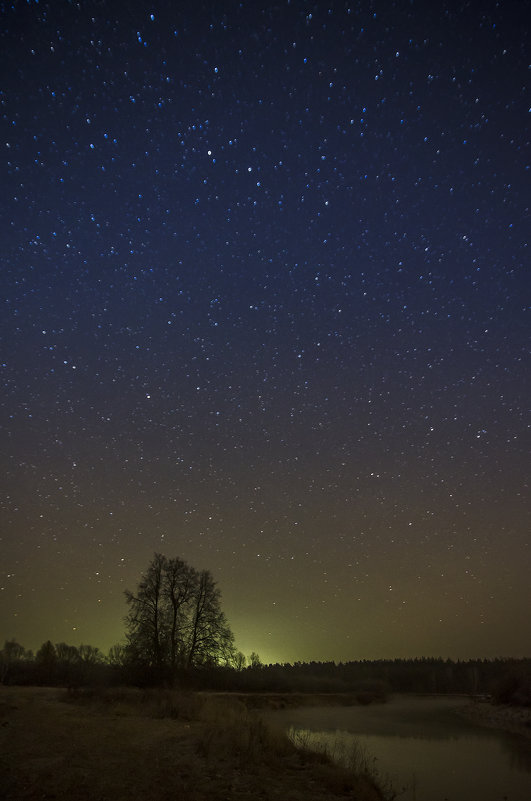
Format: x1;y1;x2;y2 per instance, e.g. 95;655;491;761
1;0;529;662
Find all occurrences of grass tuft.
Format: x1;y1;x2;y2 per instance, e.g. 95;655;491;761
289;726;397;800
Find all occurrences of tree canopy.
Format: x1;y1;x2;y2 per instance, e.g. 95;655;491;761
124;553;235;678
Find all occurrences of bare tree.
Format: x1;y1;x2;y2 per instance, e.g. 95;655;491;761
186;569;234;668
78;644;104;664
125;552;168;669
0;639;27;684
124;554;235;678
249;651;263;668
234;651;247;671
35;640;58;684
164;556;196;669
55;642;82;686
108;643;127;667
55;642;80;664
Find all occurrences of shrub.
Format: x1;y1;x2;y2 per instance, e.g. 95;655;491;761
492;670;531;706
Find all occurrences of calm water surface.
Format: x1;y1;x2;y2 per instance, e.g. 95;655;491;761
265;696;531;801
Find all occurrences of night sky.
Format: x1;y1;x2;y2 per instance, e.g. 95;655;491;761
1;0;529;664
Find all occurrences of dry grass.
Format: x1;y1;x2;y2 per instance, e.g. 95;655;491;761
288;727;397;799
1;686;389;800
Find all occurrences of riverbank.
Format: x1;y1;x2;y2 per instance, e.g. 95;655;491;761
205;691;375;710
0;686;387;800
457;699;531;738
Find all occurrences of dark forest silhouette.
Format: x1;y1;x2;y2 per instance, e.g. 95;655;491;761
1;638;530;705
1;554;530;704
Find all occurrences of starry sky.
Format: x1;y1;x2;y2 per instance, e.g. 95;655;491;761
1;0;529;664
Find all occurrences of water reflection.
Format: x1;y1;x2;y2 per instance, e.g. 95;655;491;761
504;736;531;774
266;696;531;801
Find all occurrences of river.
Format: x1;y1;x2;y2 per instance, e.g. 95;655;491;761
264;695;531;801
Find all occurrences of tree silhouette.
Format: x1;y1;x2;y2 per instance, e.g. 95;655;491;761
0;639;28;684
124;553;235;679
164;556;196;669
186;568;234;668
35;640;58;684
125;552;167;670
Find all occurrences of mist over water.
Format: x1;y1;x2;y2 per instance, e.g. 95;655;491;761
266;696;531;801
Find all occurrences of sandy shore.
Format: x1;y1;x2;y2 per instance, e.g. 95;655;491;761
457;699;531;738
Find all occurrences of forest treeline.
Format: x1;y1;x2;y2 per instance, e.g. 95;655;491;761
2;554;530;704
1;639;530;705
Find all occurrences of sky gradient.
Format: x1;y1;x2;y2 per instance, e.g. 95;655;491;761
1;0;529;664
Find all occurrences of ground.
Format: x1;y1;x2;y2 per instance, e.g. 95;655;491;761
457;699;531;738
0;687;383;801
